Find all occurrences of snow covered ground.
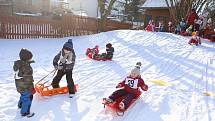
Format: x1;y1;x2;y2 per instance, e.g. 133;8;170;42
0;30;215;121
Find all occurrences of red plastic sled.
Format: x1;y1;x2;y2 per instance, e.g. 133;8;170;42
35;82;78;96
102;93;141;116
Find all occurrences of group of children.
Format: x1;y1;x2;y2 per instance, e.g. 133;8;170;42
13;39;145;117
145;8;214;45
13;39;76;117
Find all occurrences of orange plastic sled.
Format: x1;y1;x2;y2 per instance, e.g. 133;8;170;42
35;83;78;96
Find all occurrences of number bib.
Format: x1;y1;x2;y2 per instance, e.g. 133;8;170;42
125;78;138;89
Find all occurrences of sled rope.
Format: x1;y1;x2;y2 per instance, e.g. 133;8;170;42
35;69;56;85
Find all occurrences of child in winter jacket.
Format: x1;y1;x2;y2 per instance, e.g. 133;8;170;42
51;39;76;98
13;48;35;117
157;22;165;32
104;62;148;110
188;31;201;45
179;18;187;32
168;21;174;33
186;25;193;36
145;20;156;32
186;9;199;27
86;45;99;59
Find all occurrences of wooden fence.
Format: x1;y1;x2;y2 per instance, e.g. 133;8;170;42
0;15;132;39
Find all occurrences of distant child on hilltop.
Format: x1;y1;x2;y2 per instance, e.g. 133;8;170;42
51;39;76;98
168;21;174;33
13;48;35;117
103;62;148;110
145;20;156;32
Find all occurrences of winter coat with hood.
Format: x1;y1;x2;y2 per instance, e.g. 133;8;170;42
13;48;34;93
53;39;76;71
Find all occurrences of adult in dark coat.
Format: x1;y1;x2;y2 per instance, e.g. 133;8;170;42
186;9;199;27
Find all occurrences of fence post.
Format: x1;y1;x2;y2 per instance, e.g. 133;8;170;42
0;21;6;39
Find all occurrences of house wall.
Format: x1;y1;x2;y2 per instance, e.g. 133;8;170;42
32;0;51;13
0;5;12;16
13;0;51;14
0;1;12;16
13;0;30;12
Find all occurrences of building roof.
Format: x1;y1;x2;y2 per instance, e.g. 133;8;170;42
141;0;169;8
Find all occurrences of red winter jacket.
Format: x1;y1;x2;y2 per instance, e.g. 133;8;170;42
187;12;199;25
145;24;155;32
117;76;148;95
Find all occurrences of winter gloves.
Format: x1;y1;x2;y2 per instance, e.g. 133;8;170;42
53;62;66;70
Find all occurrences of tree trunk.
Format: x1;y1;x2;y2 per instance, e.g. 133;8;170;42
98;0;116;32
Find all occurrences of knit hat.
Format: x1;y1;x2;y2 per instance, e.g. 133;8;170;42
63;39;73;51
130;67;140;76
135;62;141;69
19;48;33;61
130;62;142;75
106;43;112;48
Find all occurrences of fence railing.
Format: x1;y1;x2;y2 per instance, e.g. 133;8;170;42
0;15;132;39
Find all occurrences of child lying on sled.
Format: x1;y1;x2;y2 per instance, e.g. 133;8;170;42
104;62;148;110
86;43;114;60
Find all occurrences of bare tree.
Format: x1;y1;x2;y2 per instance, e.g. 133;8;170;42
165;0;207;24
204;0;215;27
98;0;117;32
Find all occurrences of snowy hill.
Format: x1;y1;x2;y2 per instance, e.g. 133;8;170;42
0;30;215;121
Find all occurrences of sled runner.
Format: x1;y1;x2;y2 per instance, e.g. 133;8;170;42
102;93;141;116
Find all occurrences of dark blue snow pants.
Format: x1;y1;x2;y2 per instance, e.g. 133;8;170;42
109;89;137;109
18;91;33;115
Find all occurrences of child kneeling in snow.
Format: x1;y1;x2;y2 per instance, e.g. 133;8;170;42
104;62;148;110
188;31;201;46
13;48;35;117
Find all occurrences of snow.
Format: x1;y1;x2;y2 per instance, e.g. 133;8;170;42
141;0;169;8
0;30;215;121
14;13;42;17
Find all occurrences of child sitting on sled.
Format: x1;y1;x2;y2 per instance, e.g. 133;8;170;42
13;48;35;117
86;45;99;59
94;43;114;60
188;31;201;46
104;62;148;110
